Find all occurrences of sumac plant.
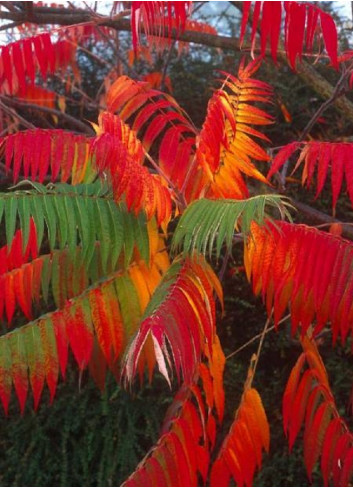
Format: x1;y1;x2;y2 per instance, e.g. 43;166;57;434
0;1;352;486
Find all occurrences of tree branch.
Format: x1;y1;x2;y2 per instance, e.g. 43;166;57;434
293;199;353;241
2;4;353;125
0;96;95;135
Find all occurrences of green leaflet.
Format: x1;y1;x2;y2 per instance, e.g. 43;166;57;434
172;195;293;260
113;275;141;339
0;183;149;271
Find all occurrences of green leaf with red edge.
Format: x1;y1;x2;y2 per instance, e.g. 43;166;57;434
38;318;59;403
9;332;28;414
23;325;45;410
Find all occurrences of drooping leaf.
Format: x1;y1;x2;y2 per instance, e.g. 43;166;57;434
0;253;169;413
283;335;353;485
245;220;353;343
131;1;192;51
0;129;95;185
268;141;353;211
105;75;197;199
0;33;79;95
123;257;222;386
240;2;338;69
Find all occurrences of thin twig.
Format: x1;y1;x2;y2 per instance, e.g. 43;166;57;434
161;41;176;92
226;313;291;360
251;311;273;381
279;64;352;187
218;248;231;282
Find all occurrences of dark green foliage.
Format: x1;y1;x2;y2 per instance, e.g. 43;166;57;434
0;369;171;486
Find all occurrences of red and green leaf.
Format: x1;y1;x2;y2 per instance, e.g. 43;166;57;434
123;257;222;386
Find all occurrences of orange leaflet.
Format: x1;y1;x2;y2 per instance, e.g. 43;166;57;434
210;387;269;487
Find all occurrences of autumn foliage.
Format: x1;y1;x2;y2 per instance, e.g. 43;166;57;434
0;0;352;486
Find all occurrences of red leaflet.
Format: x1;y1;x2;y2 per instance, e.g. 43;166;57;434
131;1;191;52
64;300;94;370
283;336;353;485
269;141;353;210
123;258;220;386
92;132;172;225
320;10;338;69
12;42;26;93
22;39;35;84
261;2;281;63
0;130;93;184
245;220;353;343
240;2;338;70
306;6;319;51
240;2;251;48
286;2;306;69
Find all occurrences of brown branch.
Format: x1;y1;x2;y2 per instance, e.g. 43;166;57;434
293;199;353;241
0;99;36;129
0;96;95;135
2;4;353;125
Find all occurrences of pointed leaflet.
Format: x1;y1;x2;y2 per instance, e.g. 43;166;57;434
210;386;269;487
195;59;272;201
268;141;353;211
240;3;338;69
0;130;94;184
130;1;191;52
105;75;197;199
123;257;222;386
283;335;353;485
245;220;353;343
